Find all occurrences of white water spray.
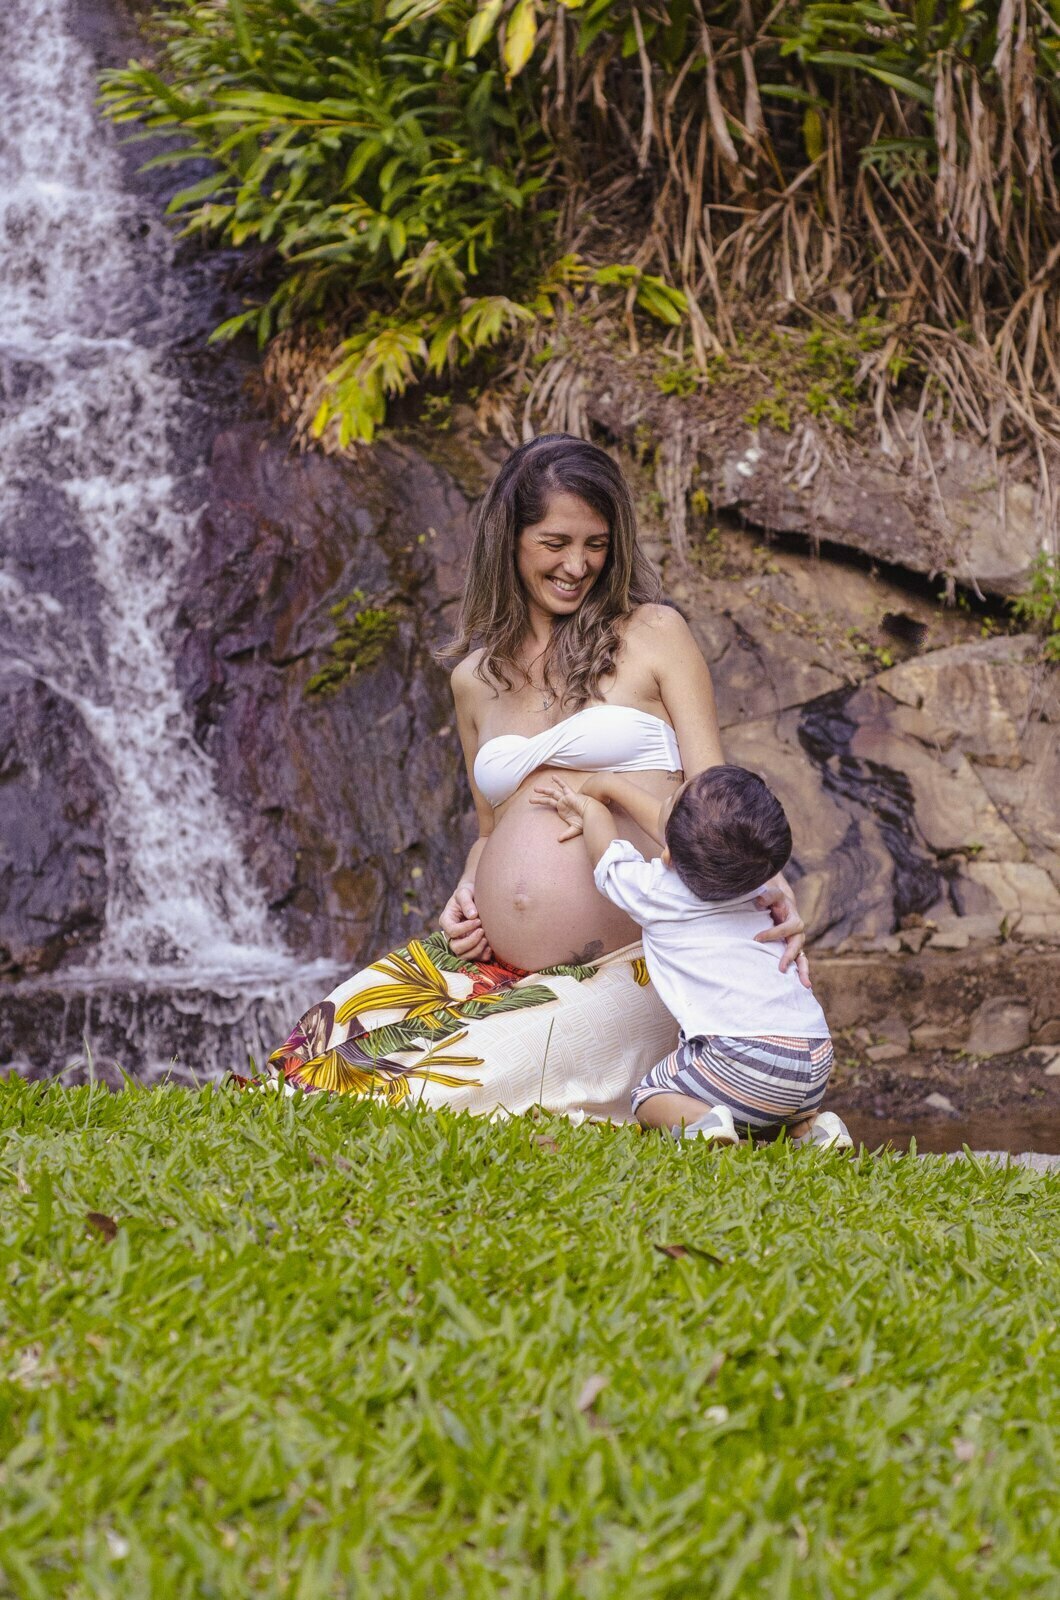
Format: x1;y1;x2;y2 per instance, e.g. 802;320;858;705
0;0;293;982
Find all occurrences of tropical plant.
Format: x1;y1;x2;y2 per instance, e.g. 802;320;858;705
101;0;687;444
1011;551;1060;660
102;0;1060;469
101;0;546;443
468;0;1060;460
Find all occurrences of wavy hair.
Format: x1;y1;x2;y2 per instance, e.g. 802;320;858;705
441;434;662;708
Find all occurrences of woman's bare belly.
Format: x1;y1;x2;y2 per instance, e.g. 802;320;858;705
474;767;678;970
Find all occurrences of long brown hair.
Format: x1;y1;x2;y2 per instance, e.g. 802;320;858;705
442;434;662;708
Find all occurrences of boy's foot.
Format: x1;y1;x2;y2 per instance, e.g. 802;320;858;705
672;1104;739;1146
790;1111;854;1152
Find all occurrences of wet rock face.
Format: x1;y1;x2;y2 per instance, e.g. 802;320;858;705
668;535;1060;956
724;639;1060;952
175;424;485;965
179;432;1059;981
0;680;107;974
713;423;1044;597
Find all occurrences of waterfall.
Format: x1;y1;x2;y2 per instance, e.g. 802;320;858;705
0;0;298;988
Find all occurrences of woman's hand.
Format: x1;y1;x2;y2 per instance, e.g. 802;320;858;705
530;777;589;841
439;882;494;962
753;876;811;989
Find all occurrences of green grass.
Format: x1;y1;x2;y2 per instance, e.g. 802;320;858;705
1;1083;1058;1598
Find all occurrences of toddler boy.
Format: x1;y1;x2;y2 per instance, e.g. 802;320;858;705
532;765;852;1148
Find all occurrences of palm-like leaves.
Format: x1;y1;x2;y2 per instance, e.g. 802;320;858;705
262;935;608;1101
103;0;1060;482
335;938;455;1029
284;1027;483;1100
335;937;560;1035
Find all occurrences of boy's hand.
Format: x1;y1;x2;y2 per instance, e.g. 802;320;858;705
530;777;590;842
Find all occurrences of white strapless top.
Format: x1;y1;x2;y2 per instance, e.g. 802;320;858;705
473;704;681;807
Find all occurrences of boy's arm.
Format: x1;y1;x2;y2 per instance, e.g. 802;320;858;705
529;778;623;867
581;773;667;846
579;796;622;868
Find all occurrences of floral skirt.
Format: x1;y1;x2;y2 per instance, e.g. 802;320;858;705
258;931;679;1122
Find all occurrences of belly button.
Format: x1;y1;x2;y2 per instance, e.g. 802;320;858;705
512;891;531;914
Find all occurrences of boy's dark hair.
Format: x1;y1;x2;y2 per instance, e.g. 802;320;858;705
664;765;792;902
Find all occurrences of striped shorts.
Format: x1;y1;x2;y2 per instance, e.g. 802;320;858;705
632;1034;834;1132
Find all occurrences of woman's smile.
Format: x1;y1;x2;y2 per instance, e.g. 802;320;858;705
547;574;586;599
516;489;610;621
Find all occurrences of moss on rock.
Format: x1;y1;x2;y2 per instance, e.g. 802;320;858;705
305;601;398;698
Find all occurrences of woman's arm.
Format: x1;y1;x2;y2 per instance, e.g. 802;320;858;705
637;605;725;779
638;605;809;980
440;656;496;960
754;874;810;982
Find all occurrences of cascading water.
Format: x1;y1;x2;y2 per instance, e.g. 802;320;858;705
0;0;335;1076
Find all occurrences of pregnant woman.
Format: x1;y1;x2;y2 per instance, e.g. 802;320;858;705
262;434;805;1118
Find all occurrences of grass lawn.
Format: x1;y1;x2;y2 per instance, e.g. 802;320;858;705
0;1082;1058;1598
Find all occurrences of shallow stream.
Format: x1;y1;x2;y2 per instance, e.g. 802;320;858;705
844;1111;1060;1155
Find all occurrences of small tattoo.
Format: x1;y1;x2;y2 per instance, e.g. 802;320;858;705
569;939;604;964
666;771;683;784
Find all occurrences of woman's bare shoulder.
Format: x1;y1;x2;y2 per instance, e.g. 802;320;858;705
451;648;486;689
621;602;691;645
452;648;498;710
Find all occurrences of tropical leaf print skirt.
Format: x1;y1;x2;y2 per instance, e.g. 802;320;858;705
259;931;679;1122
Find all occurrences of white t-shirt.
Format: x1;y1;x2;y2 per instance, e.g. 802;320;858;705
594;839;830;1041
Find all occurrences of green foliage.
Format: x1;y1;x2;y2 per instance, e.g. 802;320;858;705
736;313;898;433
1011;553;1060;662
419;390;455;429
845;626;895;671
590;265;688;327
745;389;792;433
103;0;546;328
102;0;1060;455
653;357;699;398
800;317;890;428
305;599;398;695
100;0;555;440
100;4;689;443
1;1080;1059;1594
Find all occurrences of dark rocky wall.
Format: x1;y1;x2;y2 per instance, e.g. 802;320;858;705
0;681;108;974
170;420;1060;990
174;424;485;966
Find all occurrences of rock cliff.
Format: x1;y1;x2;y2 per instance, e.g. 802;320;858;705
162;416;1060;1057
4;0;1057;1090
174;424;487;966
5;398;1058;1071
0;681;107;974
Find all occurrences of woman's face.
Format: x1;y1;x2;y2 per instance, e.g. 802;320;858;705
516;491;611;623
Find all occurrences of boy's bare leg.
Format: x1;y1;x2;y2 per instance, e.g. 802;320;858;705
640;1094;820;1141
637;1091;723;1131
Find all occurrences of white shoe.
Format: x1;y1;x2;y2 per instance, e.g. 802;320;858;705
791;1111;854;1151
672;1104;739;1146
